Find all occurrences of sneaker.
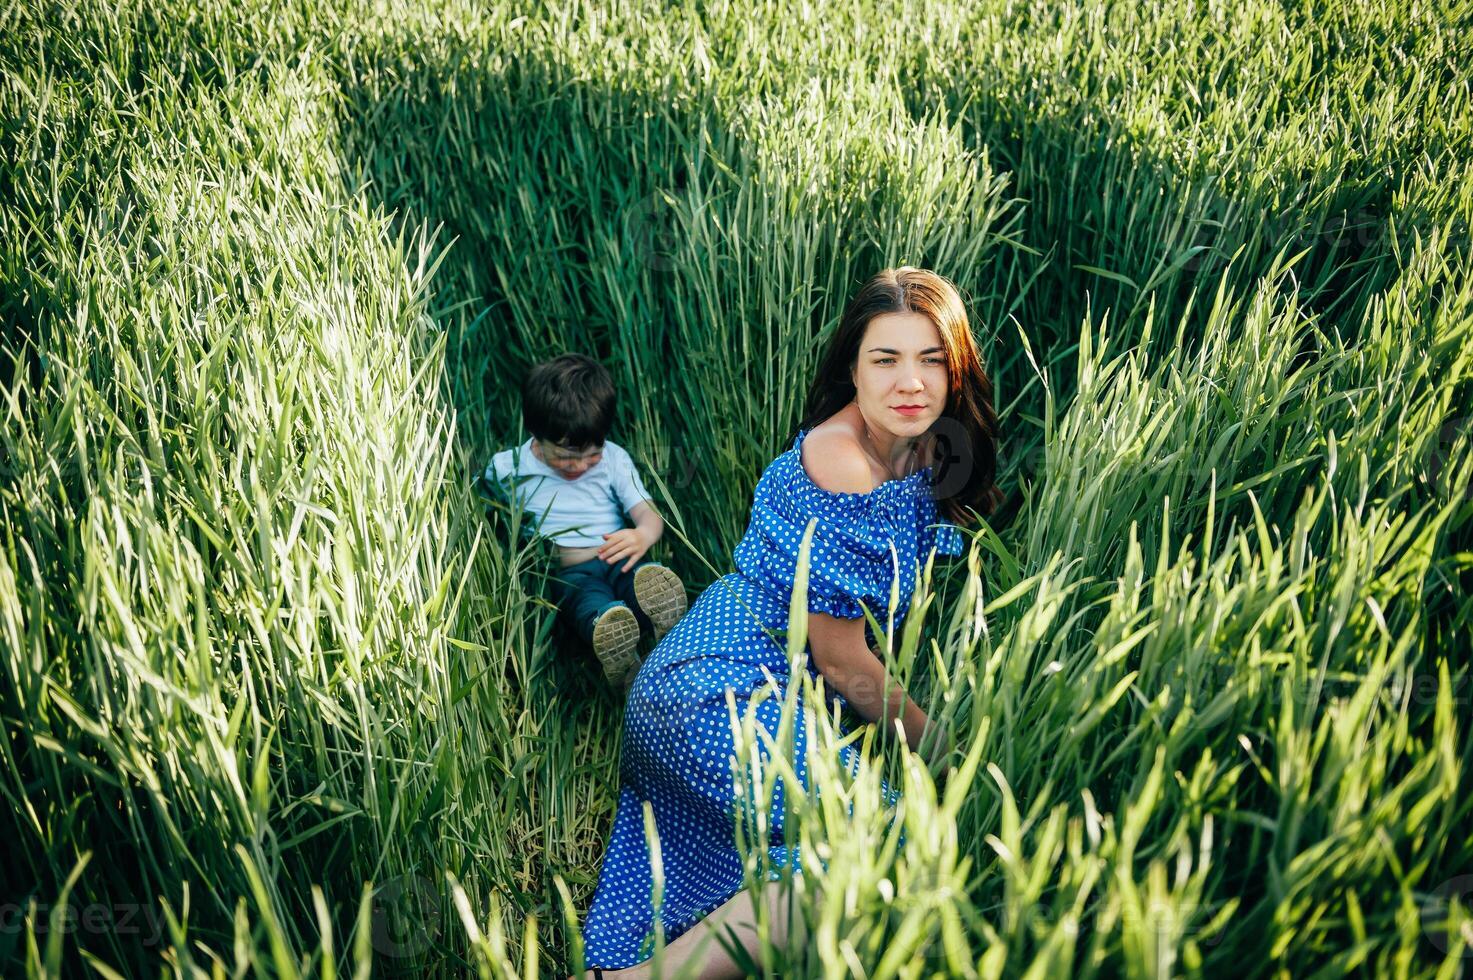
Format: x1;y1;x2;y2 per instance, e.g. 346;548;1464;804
591;604;641;687
634;563;688;643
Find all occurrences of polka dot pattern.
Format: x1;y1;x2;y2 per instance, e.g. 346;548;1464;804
579;428;964;969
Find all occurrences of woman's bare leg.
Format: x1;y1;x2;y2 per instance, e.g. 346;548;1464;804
578;879;807;980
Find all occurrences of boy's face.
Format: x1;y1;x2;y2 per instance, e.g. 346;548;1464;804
532;438;604;480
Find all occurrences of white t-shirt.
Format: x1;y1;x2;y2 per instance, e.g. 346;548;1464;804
483;439;652;548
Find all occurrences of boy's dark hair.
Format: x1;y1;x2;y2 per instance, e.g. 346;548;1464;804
521;354;615;447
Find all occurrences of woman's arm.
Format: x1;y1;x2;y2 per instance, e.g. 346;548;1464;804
797;426;951;762
807;611;938;756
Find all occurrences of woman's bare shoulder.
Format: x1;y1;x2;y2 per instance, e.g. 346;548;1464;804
801;421;875;495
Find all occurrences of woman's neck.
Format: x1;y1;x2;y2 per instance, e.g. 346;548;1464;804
856;409;917;480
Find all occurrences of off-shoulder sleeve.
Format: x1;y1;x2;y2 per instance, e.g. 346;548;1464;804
733;472;916;621
927;520;966;559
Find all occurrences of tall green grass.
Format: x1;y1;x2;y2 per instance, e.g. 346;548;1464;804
2;0;1469;975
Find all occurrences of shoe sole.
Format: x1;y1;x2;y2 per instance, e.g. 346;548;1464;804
634;564;688;643
592;605;641;687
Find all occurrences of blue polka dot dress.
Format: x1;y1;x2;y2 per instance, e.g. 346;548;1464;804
579;428;964;969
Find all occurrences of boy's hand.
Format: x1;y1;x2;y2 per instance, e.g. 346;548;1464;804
599;528;651;572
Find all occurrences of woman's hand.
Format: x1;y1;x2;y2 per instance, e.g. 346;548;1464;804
814;620;962;792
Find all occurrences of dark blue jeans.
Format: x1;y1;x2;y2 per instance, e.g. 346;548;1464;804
549;557;656;644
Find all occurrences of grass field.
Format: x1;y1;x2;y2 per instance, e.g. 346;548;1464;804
2;0;1471;975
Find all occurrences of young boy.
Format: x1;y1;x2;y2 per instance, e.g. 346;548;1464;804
482;354;687;688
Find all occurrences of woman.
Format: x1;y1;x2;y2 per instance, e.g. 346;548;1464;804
577;267;1003;977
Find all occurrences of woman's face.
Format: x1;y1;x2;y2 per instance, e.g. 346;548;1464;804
850;311;949;440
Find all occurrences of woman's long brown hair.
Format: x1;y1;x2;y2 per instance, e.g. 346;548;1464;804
798;267;1003;525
